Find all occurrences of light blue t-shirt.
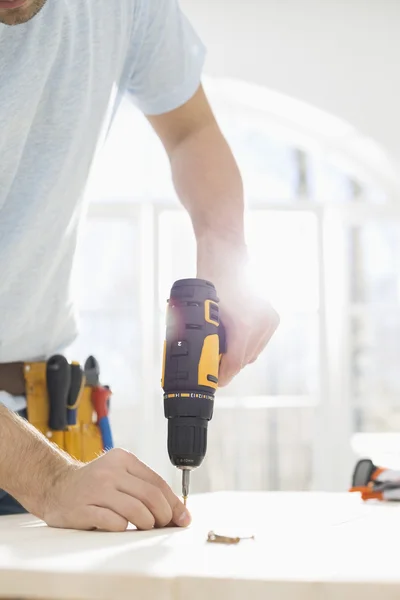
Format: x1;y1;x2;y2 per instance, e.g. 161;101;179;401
0;0;205;364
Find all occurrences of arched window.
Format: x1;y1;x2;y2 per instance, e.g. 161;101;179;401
70;77;400;491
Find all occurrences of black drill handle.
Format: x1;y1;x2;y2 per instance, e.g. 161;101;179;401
163;279;227;395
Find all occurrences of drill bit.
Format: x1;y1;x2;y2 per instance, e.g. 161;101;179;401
182;469;191;506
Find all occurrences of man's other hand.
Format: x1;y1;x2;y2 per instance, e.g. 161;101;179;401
43;449;191;532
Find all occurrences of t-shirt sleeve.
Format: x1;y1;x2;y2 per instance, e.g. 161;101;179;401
125;0;207;115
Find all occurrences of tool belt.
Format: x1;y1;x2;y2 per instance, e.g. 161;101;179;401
0;357;113;463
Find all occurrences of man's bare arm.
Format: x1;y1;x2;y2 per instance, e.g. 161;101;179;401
147;85;245;253
0;404;190;529
147;86;279;386
0;404;73;516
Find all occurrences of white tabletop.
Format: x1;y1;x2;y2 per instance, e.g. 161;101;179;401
0;491;399;600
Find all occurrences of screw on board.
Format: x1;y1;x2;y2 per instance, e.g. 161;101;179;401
207;531;255;545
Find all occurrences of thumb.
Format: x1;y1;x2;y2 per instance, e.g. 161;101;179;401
170;497;192;528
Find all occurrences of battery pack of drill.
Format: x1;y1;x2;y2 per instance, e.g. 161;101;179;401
161;278;226;502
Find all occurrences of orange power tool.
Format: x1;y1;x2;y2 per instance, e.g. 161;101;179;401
350;458;400;501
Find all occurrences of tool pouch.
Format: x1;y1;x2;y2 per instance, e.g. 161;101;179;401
24;362;103;462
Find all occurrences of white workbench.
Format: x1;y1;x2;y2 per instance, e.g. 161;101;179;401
0;492;399;600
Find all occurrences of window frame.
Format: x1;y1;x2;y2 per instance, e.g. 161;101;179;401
83;198;360;490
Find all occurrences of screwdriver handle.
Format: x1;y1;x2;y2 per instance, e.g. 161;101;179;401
98;416;114;451
67;362;85;426
91;386;113;451
46;355;70;431
92;385;111;419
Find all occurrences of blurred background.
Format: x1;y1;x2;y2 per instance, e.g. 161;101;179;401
67;0;400;494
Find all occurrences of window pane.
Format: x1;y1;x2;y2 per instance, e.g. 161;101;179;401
245;210;319;312
348;223;400;304
158;211;196;308
351;310;400;409
349;222;400;460
192;406;313;492
218;116;300;201
308;155;355;203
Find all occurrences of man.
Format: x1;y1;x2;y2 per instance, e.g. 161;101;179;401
0;0;279;531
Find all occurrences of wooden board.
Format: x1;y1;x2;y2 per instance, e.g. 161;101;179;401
1;492;400;600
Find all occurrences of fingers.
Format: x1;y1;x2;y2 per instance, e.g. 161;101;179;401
123;453;191;527
45;449;191;532
102;491;156;530
218;317;250;387
95;449;190;528
77;506;129;532
118;474;173;528
219;303;280;383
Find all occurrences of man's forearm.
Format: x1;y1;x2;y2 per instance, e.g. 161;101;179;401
0;405;74;516
148;85;279;386
170;119;247;276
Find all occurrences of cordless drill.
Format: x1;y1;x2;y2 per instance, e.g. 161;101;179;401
162;279;226;503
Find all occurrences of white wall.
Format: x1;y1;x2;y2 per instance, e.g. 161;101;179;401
181;0;400;164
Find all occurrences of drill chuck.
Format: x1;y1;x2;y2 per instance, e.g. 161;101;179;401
162;279;225;473
166;405;212;468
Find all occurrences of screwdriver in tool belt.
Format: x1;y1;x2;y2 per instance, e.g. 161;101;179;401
46;355;71;448
67;362;85;426
92;385;113;451
64;361;85;459
84;355;113;451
